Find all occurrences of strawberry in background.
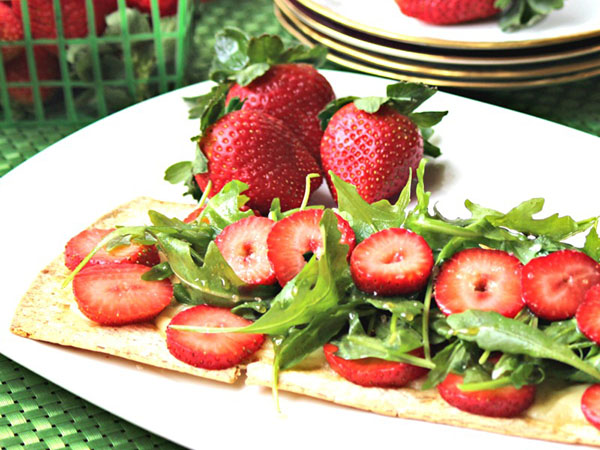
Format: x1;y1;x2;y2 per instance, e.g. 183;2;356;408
0;2;23;62
204;28;334;164
126;0;178;16
5;47;59;104
394;0;565;31
11;0;118;51
394;0;501;25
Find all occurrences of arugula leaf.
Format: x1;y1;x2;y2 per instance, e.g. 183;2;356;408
487;198;595;241
155;234;270;306
200;180;254;233
335;334;433;369
332;170;412;242
584;224;600;261
422;340;470;389
448;310;600;381
172;209;351;335
274;302;356;371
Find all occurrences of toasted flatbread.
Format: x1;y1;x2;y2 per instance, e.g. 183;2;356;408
10;197;600;445
245;356;600;447
9;197;242;383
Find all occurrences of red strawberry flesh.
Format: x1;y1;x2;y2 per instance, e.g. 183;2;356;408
350;227;433;295
434;247;523;317
215;216;276;285
72;263;173;326
323;343;428;388
166;305;265;370
267;209;356;286
522;249;600;320
582;384;600;430
0;3;23;62
437;372;535;418
576;284;600;345
5;48;59;104
64;227;160;271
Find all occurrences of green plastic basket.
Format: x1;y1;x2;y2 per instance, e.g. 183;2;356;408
0;0;195;127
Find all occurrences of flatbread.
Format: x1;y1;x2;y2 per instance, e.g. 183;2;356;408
9;197;242;384
245;357;600;447
10;197;600;445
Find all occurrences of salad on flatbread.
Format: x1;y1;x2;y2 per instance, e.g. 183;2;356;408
10;28;600;448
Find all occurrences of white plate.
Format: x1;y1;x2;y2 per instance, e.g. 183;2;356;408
296;0;600;49
1;70;599;450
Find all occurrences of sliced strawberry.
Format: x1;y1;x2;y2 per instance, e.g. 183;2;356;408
350;228;433;296
166;305;265;370
72;263;173;326
522;249;600;320
323;343;428;388
215;216;276;285
576;284;600;344
267;209;356;286
437;372;535;418
183;205;207;224
64;228;160;271
434;248;523;318
582;384;600;430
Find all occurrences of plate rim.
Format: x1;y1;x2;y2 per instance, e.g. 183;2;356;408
2;68;600;450
280;0;600;66
294;0;600;50
275;5;600;89
277;0;600;80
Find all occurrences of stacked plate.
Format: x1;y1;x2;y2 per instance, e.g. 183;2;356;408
274;0;600;89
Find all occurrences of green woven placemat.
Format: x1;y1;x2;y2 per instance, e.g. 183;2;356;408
2;0;600;448
0;354;180;450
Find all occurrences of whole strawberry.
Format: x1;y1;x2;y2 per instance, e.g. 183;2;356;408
5;47;60;104
395;0;500;25
320;82;446;203
0;2;23;62
204;28;333;164
167;84;323;215
394;0;565;31
12;0;118;52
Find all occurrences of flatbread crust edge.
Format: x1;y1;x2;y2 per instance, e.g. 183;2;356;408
245;361;600;447
9;197;242;384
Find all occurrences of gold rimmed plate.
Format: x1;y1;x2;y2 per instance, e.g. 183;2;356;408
293;0;600;50
283;0;600;66
275;4;600;89
276;0;600;83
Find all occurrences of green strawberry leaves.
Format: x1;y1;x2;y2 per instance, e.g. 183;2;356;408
209;27;327;86
495;0;564;31
318;81;447;158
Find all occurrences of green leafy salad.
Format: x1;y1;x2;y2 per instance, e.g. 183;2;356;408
66;159;600;395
